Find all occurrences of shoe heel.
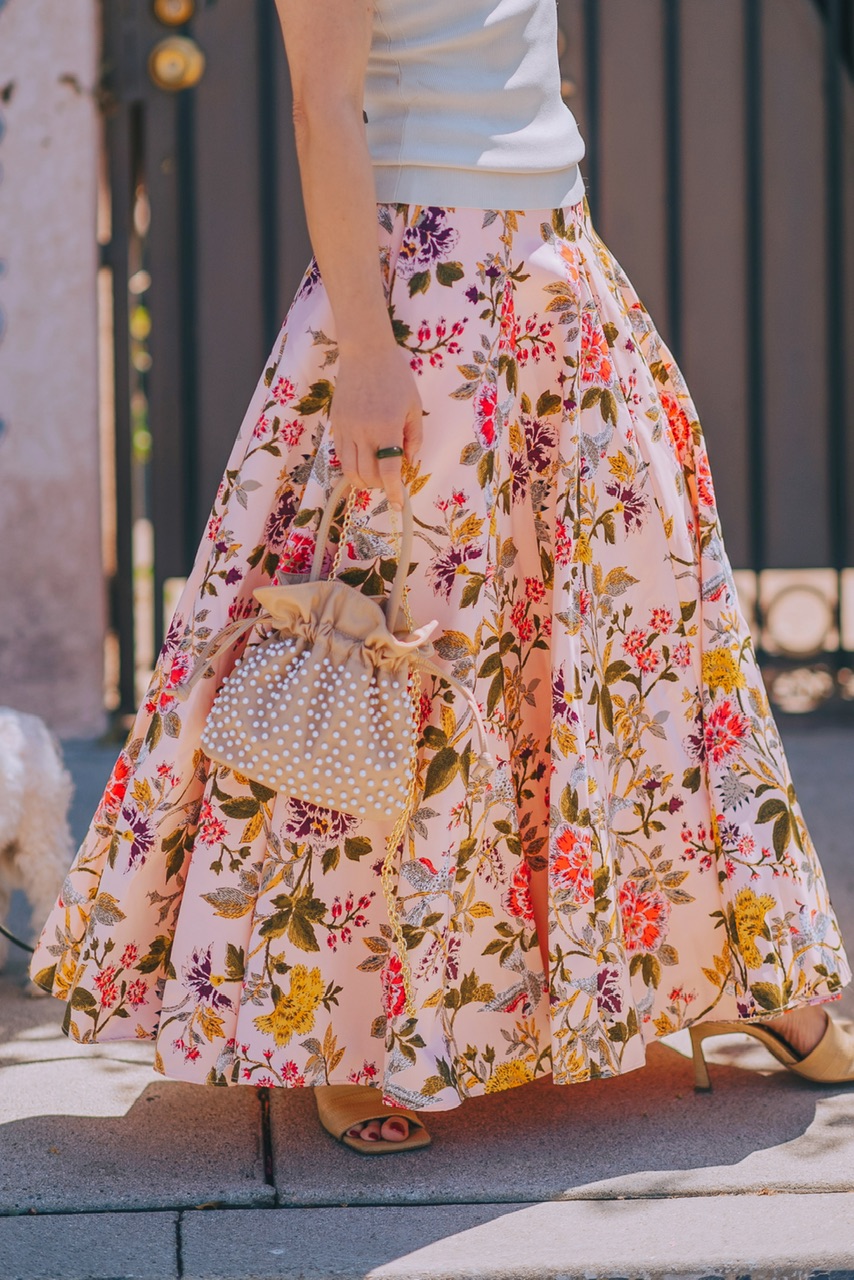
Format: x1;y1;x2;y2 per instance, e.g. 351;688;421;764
689;1024;713;1092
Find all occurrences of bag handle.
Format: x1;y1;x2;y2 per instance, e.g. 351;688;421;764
310;475;414;635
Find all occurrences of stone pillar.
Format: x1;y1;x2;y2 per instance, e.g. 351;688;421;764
0;0;106;737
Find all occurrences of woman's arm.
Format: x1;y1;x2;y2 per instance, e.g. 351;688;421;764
274;0;422;509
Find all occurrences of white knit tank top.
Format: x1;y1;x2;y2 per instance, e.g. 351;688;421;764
364;0;586;209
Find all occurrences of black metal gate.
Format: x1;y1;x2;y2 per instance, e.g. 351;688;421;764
100;0;853;719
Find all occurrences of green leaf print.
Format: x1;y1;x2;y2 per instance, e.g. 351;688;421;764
137;934;173;974
751;982;784;1012
344;837;372;861
436;261;464;286
536;391;562;417
70;987;98;1012
294;380;334;416
225;944;245;983
423;747;460;799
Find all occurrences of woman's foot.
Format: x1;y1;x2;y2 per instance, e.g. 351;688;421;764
765;1005;829;1058
345;1114;411;1143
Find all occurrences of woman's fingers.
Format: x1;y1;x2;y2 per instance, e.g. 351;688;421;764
331;346;423;505
376;452;404;510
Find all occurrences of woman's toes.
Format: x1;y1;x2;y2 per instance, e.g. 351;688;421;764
345;1115;412;1142
346;1119;382;1141
380;1116;410;1142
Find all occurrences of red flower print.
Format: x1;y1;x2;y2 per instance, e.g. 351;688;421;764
196;799;228;847
381;953;407;1019
635;646;660;674
272;376;295;406
649;608;673;633
120;943;138;968
623;628;658;672
99;751;133;821
126;978;148;1007
618;880;671;953
93;965;119;1009
253;413;271;440
554;519;573;567
475;382;498;450
551;825;593;904
580;311;613;386
206;513;223;542
703;699;750;764
525;576;545;603
280;419;305;448
661;392;693;462
504;860;536;922
499;278;519;353
510;600;534;643
673;641;692;667
276;531;315;576
418;692;433;734
280;1060;306;1086
695;453;716;509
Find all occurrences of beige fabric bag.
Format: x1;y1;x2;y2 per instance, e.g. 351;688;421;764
178;476;491;819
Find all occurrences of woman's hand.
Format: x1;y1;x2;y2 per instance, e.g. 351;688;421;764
332;340;423;510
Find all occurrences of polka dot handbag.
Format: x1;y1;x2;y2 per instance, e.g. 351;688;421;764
176;477;492;825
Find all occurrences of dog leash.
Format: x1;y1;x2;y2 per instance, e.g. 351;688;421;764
0;921;35;952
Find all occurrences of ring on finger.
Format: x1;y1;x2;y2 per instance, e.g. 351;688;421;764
375;445;405;460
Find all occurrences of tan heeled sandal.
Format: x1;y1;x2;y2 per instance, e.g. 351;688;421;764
314;1084;432;1155
689;1013;854;1091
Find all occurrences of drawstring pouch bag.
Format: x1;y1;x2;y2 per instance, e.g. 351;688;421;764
175;476;493;1013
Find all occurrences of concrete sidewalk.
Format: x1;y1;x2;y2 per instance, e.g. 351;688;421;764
1;722;853;1279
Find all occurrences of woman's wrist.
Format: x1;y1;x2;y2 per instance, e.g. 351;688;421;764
336;324;399;359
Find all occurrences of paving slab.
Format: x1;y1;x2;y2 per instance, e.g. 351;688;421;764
0;1210;178;1280
0;978;274;1214
269;1036;854;1206
179;1194;854;1280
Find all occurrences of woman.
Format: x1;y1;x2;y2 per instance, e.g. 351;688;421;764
29;0;853;1153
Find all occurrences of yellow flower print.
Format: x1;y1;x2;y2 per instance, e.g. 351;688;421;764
484;1059;534;1093
702;647;746;697
734;887;776;970
253;964;324;1047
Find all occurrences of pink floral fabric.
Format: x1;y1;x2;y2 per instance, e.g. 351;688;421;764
29;197;850;1109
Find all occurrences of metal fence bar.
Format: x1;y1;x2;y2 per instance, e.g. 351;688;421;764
106;102;137;716
825;0;849;658
582;0;600;223
175;85;201;614
663;0;683;362
257;0;280;350
744;0;767;612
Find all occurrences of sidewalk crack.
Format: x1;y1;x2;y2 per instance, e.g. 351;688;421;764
258;1085;276;1191
176;1210;184;1278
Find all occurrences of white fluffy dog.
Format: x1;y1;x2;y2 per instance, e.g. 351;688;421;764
0;707;75;978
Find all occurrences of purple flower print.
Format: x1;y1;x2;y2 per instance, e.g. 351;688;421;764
426;542;482;601
596;966;623;1015
182;944;234;1011
282;798;358;850
396;208;461;281
263;490;299;554
605;481;649;533
120;803;155;871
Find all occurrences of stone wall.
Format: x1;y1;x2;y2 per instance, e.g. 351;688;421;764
0;0;105;736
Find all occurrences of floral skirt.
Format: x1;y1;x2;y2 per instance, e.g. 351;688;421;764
29;196;851;1109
